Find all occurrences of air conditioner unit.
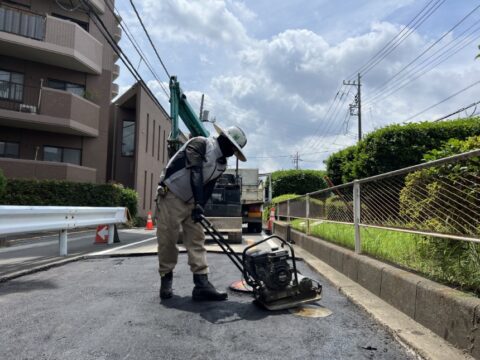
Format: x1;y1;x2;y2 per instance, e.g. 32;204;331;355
19;104;37;113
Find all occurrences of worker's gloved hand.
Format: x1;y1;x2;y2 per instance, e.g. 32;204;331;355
191;204;204;223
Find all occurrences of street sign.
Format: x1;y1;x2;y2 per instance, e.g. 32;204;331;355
95;225;109;244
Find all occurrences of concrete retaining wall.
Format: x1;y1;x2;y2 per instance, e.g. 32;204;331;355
274;221;480;359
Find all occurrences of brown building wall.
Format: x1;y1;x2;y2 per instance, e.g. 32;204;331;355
0;0;118;183
110;83;171;217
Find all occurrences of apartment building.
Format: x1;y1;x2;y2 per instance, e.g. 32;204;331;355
0;0;120;183
110;82;172;217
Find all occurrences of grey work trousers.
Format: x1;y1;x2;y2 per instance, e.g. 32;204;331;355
156;191;208;276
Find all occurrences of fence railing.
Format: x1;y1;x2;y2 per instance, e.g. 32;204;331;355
0;80;40;113
276;149;480;253
0;4;45;41
0;206;127;256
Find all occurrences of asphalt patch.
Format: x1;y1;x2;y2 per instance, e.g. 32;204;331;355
0;254;415;359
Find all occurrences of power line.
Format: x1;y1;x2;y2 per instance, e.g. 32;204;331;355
365;4;480;105
346;0;444;79
129;0;171;79
104;1;169;97
364;20;480;106
433;99;480;122
404;79;480;122
80;0;167;115
361;0;446;76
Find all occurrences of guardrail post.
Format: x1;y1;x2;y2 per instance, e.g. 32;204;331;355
287;199;291;222
59;229;68;256
353;180;361;254
108;224;115;245
306;194;310;235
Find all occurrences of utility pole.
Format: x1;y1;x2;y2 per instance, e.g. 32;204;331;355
343;73;362;141
292;152;301;170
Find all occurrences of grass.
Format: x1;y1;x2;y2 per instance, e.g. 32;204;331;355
290;219;480;296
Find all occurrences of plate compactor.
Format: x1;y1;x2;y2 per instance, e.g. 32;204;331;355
199;216;322;311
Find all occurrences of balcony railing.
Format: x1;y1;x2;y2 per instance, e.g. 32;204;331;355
0;80;39;114
0;5;45;41
0;80;100;137
0;6;103;74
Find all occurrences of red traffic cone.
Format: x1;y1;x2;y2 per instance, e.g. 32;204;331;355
145;211;154;230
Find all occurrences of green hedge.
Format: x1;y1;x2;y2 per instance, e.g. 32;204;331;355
326;117;480;183
262;193;298;221
0;179;138;218
0;169;6;199
398;135;480;292
271;169;327;198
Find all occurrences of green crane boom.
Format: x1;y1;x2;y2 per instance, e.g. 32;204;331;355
168;76;210;157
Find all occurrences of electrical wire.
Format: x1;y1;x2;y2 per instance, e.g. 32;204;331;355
433;99;480;122
129;0;171;79
79;0;166;115
346;0;444;80
404;79;480;122
365;4;480;105
103;1;169;97
360;0;447;76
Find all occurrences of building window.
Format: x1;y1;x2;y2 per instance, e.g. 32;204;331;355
163;130;166;163
146;113;149;153
152;119;155;157
0;5;45;40
0;70;23;102
157;125;161;161
51;13;89;32
0;141;19;158
43;146;81;165
47;79;85;97
121;120;135;156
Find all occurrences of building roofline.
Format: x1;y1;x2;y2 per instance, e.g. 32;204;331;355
112;81;171;121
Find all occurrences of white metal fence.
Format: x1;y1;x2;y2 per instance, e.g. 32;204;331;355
277;149;480;253
0;206;127;256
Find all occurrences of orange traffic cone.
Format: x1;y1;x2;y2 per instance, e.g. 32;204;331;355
145;211;154;230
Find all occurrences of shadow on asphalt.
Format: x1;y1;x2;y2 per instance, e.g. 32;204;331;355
0;279;58;295
160;294;287;324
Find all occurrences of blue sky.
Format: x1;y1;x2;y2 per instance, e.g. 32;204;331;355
113;0;480;173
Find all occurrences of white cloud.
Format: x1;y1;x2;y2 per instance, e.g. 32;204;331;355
117;1;479;173
138;0;250;47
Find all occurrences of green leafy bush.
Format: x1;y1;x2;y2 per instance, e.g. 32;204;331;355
326;117;480;183
1;179;138;218
0;168;6;200
399;135;480;293
271;169;327;197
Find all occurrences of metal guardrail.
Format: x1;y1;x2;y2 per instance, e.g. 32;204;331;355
0;206;127;256
276;149;480;253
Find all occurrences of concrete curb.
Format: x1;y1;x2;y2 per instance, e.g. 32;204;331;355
274;221;480;359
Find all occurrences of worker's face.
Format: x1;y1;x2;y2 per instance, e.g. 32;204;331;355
218;135;236;158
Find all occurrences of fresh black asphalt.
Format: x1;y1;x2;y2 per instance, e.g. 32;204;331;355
0;254;415;359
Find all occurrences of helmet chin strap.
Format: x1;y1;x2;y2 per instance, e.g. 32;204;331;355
217;135;235;158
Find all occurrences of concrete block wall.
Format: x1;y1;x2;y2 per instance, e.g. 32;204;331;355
273;221;480;359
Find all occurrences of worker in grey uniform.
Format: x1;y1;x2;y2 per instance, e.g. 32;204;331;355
156;124;247;301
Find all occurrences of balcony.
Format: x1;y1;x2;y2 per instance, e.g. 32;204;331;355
0;6;103;74
88;0;106;14
0;157;96;183
113;63;120;80
114;25;122;42
0;81;100;137
111;83;119;99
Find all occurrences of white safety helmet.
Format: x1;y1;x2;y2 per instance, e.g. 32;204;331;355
213;123;247;161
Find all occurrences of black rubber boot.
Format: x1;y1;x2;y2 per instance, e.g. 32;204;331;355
192;274;228;301
160;271;173;299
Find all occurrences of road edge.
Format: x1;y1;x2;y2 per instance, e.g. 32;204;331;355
296;247;474;360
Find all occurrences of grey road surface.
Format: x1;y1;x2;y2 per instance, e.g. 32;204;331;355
0;229;157;277
0;254;415;360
